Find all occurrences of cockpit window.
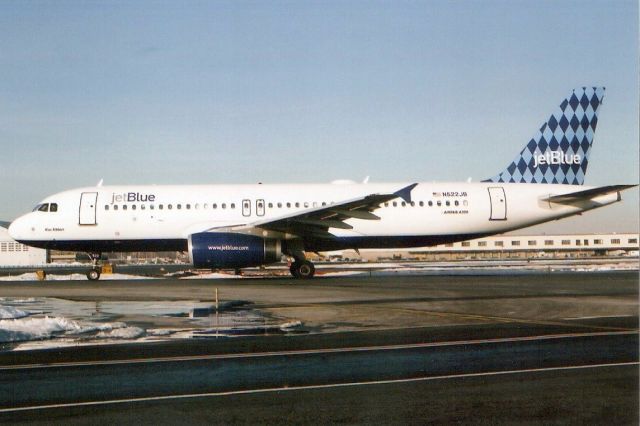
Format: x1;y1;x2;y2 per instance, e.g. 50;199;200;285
50;203;58;212
37;203;49;212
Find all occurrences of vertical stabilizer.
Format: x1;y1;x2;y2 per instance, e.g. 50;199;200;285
484;87;605;185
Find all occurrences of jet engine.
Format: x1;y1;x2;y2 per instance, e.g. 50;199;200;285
188;232;283;269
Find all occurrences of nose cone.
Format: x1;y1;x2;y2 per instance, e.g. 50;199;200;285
8;215;28;241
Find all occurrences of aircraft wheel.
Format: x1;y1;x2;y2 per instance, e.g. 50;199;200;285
291;260;315;279
87;269;101;281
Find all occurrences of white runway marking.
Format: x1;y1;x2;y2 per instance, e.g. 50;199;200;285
0;362;637;413
1;330;636;371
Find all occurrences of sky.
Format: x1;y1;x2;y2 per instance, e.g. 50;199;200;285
0;0;637;233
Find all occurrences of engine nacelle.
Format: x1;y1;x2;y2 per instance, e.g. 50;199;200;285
188;232;282;269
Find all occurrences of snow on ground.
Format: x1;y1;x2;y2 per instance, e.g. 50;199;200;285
97;327;146;339
318;271;367;277
0;306;29;320
0;316;136;343
180;272;244;279
0;272;155;281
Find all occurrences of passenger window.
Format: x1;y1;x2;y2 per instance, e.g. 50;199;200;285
159;204;164;210
384;202;389;207
213;203;217;209
419;201;424;207
428;201;433;206
392;202;397;207
454;200;459;206
268;203;273;208
401;202;406;207
231;203;235;209
195;204;199;209
168;204;173;210
113;205;118;211
177;204;181;210
38;204;49;212
186;204;191;210
132;205;136;210
304;202;309;208
150;205;155;210
222;203;226;209
277;202;282;208
141;205;146;210
286;202;291;208
123;205;128;211
105;205;109;211
50;203;58;212
410;201;415;207
295;202;300;208
446;201;450;206
437;201;441;207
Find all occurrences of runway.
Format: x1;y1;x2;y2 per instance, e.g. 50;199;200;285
0;272;637;424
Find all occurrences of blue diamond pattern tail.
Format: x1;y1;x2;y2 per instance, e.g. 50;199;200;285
483;87;605;185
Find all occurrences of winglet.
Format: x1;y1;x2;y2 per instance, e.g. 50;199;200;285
394;183;418;203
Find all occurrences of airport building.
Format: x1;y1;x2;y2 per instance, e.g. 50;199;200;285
0;226;48;266
338;233;640;262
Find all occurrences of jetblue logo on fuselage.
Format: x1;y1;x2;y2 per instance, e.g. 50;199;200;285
533;151;581;168
110;192;156;204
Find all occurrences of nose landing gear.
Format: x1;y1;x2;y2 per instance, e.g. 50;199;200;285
86;252;102;281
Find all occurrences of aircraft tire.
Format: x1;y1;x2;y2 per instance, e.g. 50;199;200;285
291;260;315;279
86;269;101;281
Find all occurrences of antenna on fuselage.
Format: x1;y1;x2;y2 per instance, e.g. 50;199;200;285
97;179;104;187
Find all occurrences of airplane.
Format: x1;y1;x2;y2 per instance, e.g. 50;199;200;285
7;87;636;280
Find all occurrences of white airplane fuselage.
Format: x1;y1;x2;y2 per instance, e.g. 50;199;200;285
7;87;631;279
8;181;619;253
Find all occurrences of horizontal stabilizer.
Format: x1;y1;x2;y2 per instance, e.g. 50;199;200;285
543;185;637;204
0;221;11;229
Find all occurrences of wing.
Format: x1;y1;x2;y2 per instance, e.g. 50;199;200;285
219;183;418;239
542;184;637;204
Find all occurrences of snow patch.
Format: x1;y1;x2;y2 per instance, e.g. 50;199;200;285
0;306;29;320
97;327;146;339
0;273;154;281
0;316;130;343
180;272;244;279
318;271;366;277
280;320;303;331
148;329;174;336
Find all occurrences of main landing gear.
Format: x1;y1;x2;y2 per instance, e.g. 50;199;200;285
289;259;315;279
86;252;102;281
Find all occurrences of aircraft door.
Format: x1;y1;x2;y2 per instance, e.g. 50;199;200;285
488;187;507;221
256;199;265;217
242;199;251;217
79;192;98;225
